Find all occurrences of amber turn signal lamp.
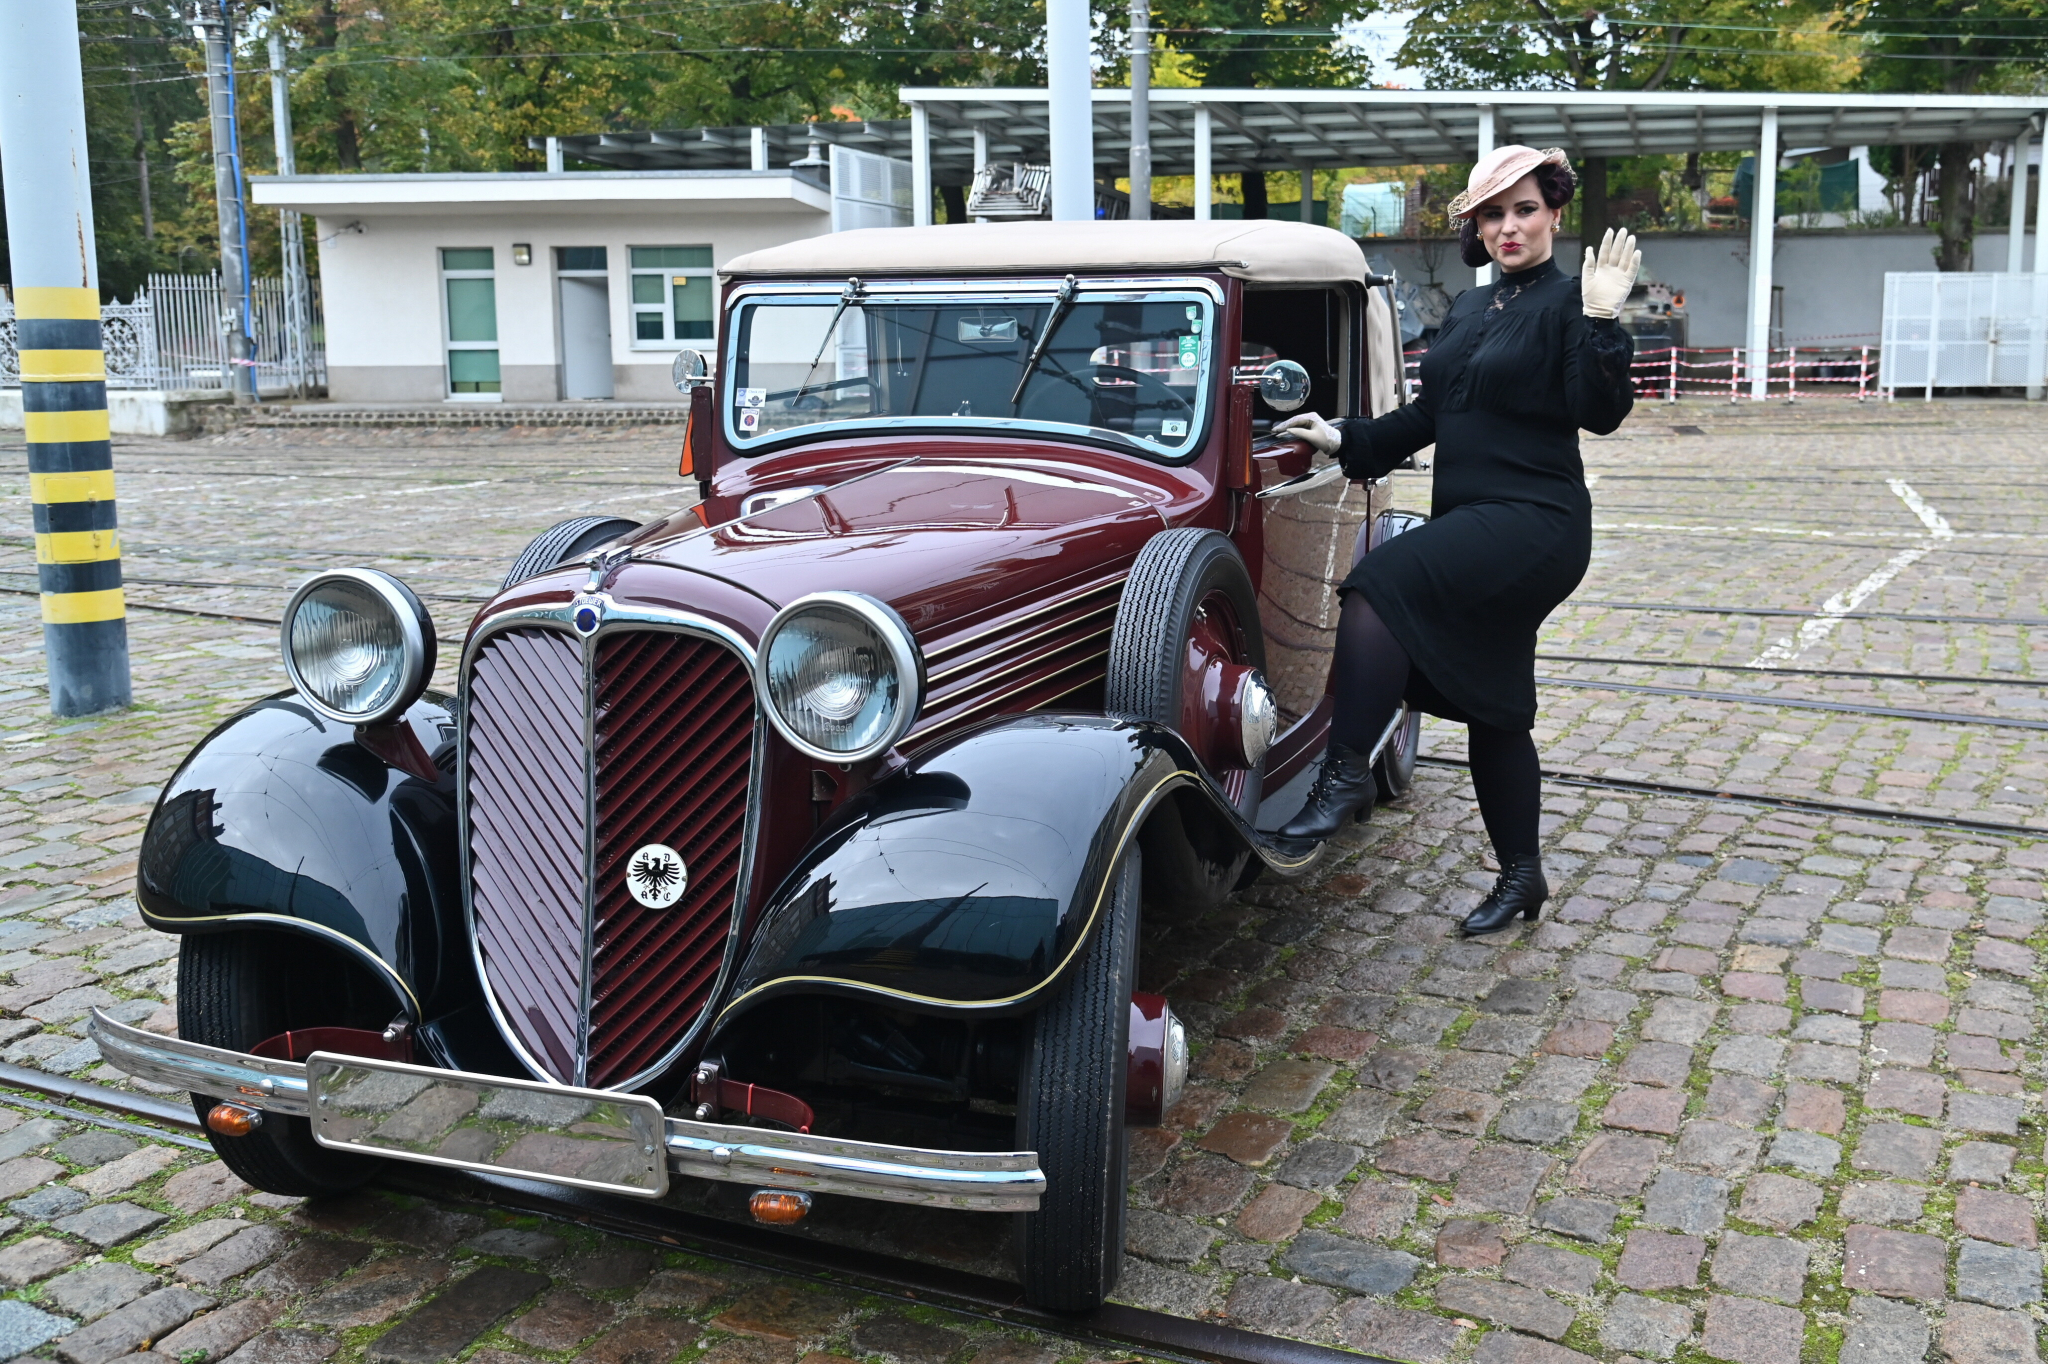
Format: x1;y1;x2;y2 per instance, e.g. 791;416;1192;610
748;1189;812;1224
206;1103;264;1137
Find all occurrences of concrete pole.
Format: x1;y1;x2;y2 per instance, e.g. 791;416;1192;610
197;4;259;402
1475;105;1496;287
1194;105;1212;220
2035;116;2048;275
269;32;312;398
972;126;989;223
1748;107;1780;401
1128;0;1150;220
0;1;133;715
910;103;932;226
2007;125;2031;274
1046;0;1095;221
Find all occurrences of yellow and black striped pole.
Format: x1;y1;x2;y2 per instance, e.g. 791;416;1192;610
1;3;132;714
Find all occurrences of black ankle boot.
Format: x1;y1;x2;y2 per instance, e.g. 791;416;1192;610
1275;744;1376;843
1461;855;1548;936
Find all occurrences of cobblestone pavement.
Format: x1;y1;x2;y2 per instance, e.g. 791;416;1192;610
0;402;2040;1362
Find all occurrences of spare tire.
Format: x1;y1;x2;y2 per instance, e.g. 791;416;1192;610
502;516;642;590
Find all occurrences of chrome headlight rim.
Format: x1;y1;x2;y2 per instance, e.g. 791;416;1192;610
753;590;923;764
280;568;436;726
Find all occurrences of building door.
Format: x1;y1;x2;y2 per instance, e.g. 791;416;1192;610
559;276;613;399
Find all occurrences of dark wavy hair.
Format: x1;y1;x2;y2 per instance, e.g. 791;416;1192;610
1458;159;1579;268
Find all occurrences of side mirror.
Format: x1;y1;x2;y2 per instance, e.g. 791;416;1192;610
672;349;712;391
1258;359;1311;412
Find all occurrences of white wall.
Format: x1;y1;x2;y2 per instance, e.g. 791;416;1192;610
314;205;829;402
1362;228;2032;349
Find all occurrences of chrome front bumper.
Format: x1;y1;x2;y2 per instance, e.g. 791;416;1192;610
88;1011;1044;1212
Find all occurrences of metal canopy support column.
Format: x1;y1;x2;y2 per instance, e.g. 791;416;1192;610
0;0;133;715
910;103;932;226
1748;106;1780;401
2008;124;2031;274
1046;0;1094;221
2034;116;2047;402
1300;168;1314;222
1475;105;1496;288
1128;0;1150;221
750;126;768;172
1194;105;1212;220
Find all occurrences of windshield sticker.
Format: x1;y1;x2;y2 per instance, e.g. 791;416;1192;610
958;317;1020;343
1161;419;1188;437
737;409;761;432
1177;335;1200;367
736;387;766;408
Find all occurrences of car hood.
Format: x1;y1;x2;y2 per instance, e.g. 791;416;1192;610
626;457;1169;634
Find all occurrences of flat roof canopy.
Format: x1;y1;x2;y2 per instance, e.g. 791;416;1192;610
556;89;2047;183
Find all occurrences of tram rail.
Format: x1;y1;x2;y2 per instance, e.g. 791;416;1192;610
0;1063;1392;1364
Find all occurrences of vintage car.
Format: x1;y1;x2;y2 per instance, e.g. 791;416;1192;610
92;218;1422;1312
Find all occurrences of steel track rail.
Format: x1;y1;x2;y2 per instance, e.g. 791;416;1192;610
1416;756;2045;838
1566;598;2048;627
1537;653;2046;689
1534;674;2048;731
0;1064;1394;1364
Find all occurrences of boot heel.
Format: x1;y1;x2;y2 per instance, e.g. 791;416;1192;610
1521;906;1541;921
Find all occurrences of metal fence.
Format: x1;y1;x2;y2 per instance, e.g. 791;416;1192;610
0;272;323;395
1403;344;1890;401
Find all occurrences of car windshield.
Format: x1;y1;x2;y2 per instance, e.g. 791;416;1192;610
725;287;1215;458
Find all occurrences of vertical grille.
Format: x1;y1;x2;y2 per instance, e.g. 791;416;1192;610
589;633;755;1088
465;629;588;1082
463;623;756;1089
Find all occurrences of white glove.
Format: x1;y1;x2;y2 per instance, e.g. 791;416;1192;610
1580;227;1642;319
1275;411;1341;457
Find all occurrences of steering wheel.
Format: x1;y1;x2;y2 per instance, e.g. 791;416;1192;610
1089;364;1191;417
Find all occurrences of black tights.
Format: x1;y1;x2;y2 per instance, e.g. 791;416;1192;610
1328;594;1542;860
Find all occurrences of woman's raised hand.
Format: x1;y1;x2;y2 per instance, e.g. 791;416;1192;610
1275;411;1341;457
1579;227;1642;319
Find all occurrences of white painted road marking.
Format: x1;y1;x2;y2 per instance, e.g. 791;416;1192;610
1748;480;1951;667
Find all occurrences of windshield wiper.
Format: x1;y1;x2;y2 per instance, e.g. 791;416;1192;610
1010;274;1078;409
793;276;863;403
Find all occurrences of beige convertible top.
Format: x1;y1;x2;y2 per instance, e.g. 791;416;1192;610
721;219;1368;285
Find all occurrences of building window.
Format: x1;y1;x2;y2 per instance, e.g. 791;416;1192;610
441;247;500;397
556;246;608;272
629;246;713;346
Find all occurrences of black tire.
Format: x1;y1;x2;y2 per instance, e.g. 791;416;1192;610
178;934;377;1198
502;515;642;590
1374;704;1421;800
1108;529;1263;911
1016;846;1138;1312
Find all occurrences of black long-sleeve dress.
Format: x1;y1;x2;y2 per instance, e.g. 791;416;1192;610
1337;254;1635;732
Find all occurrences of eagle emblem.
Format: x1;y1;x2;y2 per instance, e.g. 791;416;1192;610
625;843;688;909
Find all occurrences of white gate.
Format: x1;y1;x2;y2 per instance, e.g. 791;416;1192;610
1879;271;2048;397
830;145;913;233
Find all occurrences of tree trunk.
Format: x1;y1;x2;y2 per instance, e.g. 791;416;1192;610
1578;156;1609;252
1241;170;1267;219
1936;141;1976;271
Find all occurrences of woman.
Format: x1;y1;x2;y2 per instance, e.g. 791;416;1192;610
1274;146;1641;936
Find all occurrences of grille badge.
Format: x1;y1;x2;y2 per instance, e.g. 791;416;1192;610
626;843;689;909
571;594;604;635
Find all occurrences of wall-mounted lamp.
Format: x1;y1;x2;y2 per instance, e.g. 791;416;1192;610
511;243;533;266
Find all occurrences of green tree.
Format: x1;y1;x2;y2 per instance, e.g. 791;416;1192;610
1851;0;2048;267
1368;0;1858;243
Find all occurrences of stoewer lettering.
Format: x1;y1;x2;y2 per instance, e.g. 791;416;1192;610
626;843;688;908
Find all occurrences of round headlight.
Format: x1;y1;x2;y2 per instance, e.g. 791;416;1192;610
755;592;922;763
280;569;435;725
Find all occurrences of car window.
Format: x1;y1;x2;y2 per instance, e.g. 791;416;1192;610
726;291;1215;458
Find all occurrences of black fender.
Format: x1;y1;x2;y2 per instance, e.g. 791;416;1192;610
136;691;465;1029
708;714;1317;1036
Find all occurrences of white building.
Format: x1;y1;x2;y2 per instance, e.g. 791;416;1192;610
251;145;912;403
